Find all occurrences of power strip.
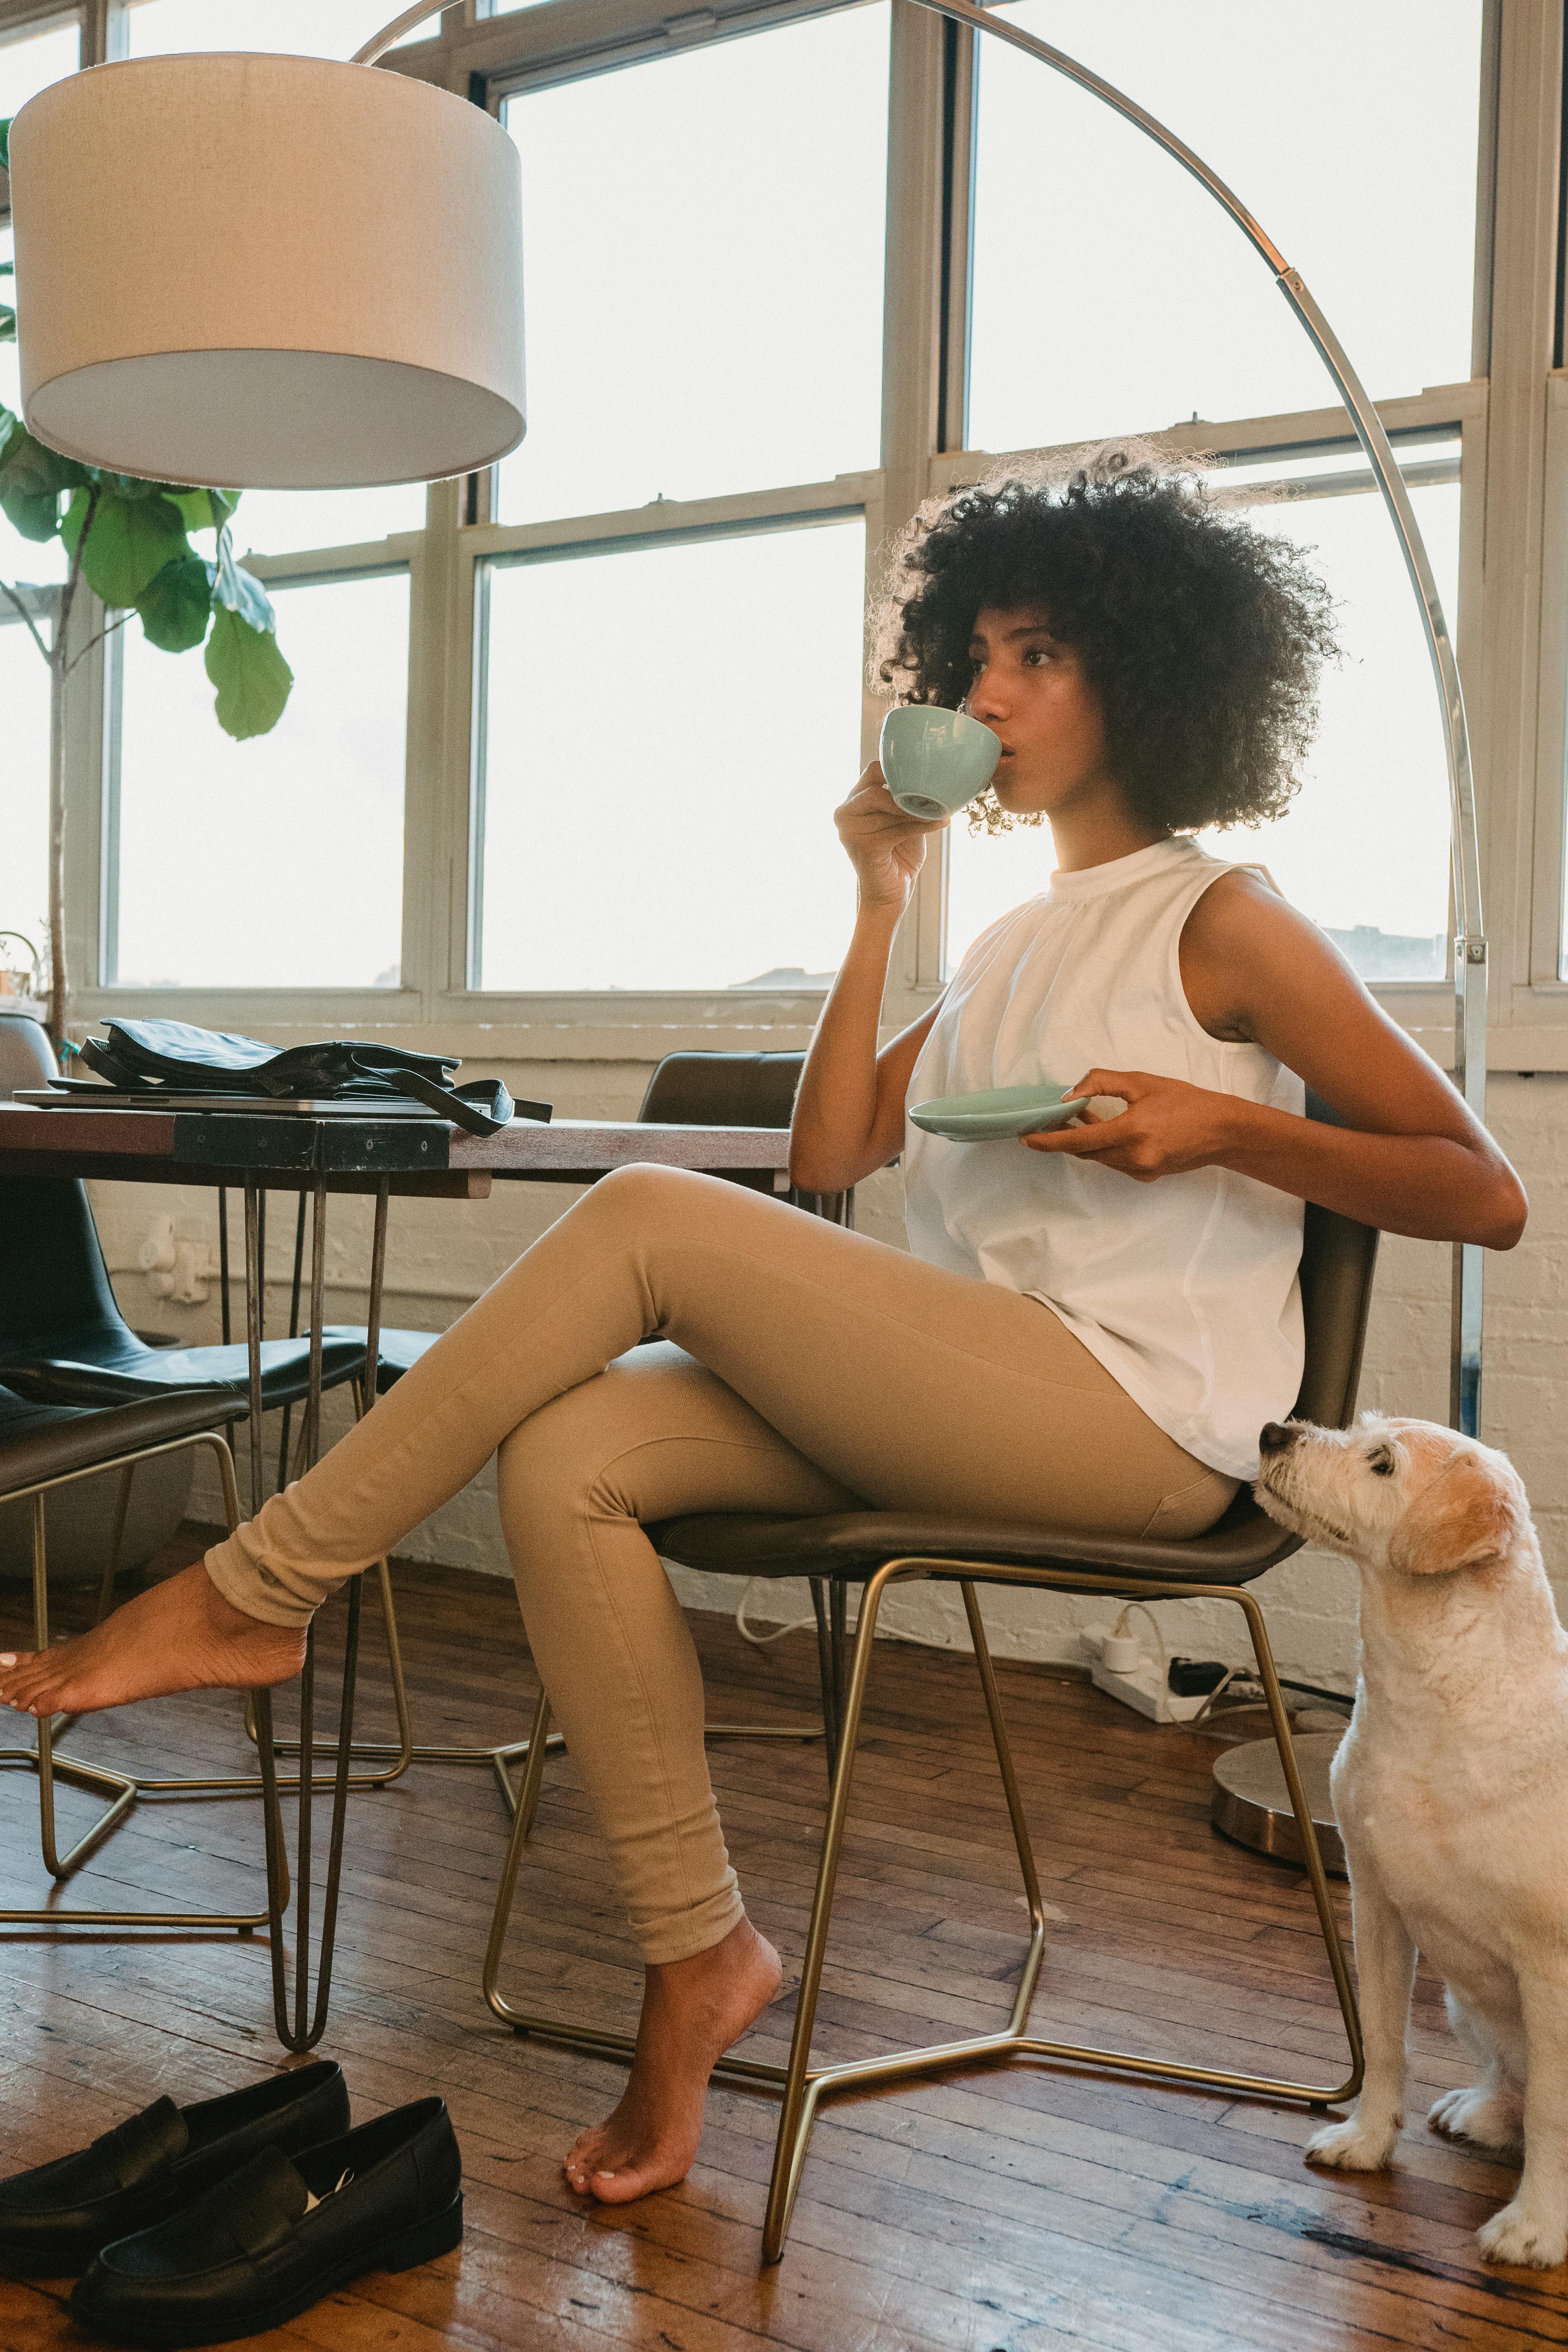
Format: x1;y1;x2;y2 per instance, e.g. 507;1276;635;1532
1089;1653;1215;1725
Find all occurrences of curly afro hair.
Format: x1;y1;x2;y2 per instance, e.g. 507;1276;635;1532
871;448;1339;836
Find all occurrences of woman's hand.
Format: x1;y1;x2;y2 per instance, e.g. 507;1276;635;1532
834;763;947;919
1024;1071;1237;1182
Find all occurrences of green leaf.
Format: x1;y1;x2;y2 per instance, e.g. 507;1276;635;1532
59;485;89;555
0;118;11;173
74;490;193;607
0;261;12;276
0;419;89;504
0;420;70;541
211;531;276;635
135;552;213;653
0;308;14;345
205;607;293;739
0;486;63;541
171;486;240;536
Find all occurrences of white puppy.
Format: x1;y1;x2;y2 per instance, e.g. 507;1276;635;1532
1255;1412;1568;2269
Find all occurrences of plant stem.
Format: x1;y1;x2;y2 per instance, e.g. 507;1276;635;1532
65;605;130;678
0;576;50;666
47;486;98;1048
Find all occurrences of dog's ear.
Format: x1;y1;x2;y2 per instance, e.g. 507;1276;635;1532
1386;1450;1517;1578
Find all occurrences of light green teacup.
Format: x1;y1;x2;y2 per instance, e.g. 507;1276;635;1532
879;704;1003;819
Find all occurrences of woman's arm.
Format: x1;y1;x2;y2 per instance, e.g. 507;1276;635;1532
790;765;947;1193
1025;870;1527;1249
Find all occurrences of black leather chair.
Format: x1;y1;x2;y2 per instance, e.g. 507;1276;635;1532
0;1174;366;1414
0;1016;404;1794
486;1148;1378;2262
0;1015;366;1421
0;1379;282;1932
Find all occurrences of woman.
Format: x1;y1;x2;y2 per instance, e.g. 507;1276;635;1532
0;458;1525;2207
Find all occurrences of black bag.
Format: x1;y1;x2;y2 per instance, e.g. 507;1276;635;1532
75;1020;548;1139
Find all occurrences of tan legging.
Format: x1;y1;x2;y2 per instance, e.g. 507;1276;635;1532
206;1164;1236;1963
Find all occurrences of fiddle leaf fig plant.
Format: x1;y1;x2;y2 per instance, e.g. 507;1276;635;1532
0;113;293;1042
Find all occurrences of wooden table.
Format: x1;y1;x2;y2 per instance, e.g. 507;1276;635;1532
0;1102;811;2049
0;1103;797;1195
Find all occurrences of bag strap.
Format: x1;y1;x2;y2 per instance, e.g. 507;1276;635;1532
383;1067;549;1136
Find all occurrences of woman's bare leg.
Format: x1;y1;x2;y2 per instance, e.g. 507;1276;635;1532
562;1920;783;2202
0;1560;303;1718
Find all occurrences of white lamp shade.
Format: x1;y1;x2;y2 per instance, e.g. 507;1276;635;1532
8;53;526;489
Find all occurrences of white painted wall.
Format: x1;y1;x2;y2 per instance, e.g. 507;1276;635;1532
88;1065;1566;1695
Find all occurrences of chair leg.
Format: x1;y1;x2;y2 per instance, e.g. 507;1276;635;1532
0;1435;279;1931
249;1555;416;1792
94;1463;136;1625
1234;1587;1364;2106
477;1556;1365;2266
809;1576;839;1777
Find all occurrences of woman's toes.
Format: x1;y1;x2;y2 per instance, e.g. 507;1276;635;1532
563;2129;611;2191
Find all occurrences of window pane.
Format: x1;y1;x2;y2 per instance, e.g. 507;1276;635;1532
0;12;75;992
125;0;430;56
231;484;426;561
0;11;77;116
0;607;51;980
946;457;1460;982
968;1;1482;456
112;571;409;988
496;8;889;525
1;224;67;588
477;520;864;990
1;14;79;593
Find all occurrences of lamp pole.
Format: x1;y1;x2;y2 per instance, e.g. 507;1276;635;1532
360;0;1486;1435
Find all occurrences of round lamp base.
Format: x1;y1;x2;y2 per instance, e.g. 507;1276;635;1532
1211;1731;1346;1876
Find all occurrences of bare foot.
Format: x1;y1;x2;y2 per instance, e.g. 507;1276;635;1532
562;1916;783;2205
0;1561;306;1718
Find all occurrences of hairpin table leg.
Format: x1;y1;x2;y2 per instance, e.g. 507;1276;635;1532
256;1169;385;2053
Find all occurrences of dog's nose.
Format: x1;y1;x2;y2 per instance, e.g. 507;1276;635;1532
1258;1422;1296;1457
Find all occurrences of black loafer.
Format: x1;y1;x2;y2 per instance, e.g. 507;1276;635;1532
0;2061;349;2277
71;2096;462;2349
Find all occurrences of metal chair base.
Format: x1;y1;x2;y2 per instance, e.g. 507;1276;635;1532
0;1430;279;1934
483;1558;1363;2263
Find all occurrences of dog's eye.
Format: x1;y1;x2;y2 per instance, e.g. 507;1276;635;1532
1367;1448;1395;1476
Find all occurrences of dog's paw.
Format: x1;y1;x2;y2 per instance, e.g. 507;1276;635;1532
1305;2113;1401;2171
1478;2199;1568;2269
1428;2087;1524;2153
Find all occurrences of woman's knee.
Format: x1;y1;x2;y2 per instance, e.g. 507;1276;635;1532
496;1379;621;1518
587;1160;712;1230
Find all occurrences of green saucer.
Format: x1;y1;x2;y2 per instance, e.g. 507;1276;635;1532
908;1084;1078;1142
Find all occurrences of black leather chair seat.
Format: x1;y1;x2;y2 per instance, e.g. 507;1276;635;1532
314;1327;436;1397
0;1381;243;1499
0;1327;368;1412
652;1484;1291;1591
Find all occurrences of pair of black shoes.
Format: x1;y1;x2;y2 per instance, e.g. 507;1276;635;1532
0;2061;462;2347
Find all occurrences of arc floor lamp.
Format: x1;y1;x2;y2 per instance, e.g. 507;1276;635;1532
7;0;1486;1434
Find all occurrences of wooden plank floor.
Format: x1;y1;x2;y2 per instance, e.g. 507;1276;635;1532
3;1539;1566;2352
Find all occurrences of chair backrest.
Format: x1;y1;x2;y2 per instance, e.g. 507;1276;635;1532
637;1050;805;1129
0;1174;131;1353
0;1024;132;1353
1293;1090;1379;1430
0;1011;57;1100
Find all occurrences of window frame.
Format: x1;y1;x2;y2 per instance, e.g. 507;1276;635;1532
5;0;1564;1072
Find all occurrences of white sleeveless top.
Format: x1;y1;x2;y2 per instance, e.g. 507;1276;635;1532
904;836;1305;1479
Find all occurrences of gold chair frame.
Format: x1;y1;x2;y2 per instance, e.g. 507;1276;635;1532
484;1554;1363;2263
0;1426;292;1931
